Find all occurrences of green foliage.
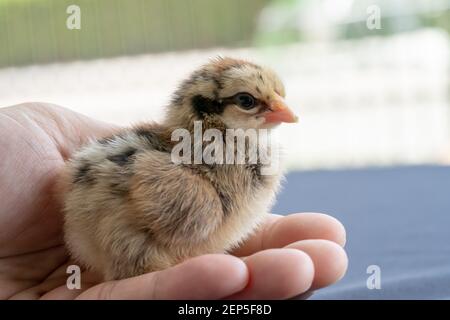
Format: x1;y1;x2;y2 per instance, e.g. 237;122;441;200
0;0;269;68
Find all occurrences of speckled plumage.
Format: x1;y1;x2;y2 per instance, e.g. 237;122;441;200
60;57;295;280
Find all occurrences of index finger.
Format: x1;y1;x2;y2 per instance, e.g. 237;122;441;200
76;254;248;300
231;212;346;257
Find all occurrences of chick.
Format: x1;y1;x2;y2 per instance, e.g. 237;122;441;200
60;57;298;280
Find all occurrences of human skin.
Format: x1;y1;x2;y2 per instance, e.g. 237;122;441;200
0;102;347;300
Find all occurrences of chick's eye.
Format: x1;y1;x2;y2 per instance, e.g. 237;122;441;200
235;93;255;110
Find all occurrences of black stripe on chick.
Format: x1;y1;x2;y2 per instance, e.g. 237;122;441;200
74;162;95;185
217;189;232;217
246;163;263;187
134;128;170;152
107;148;137;166
109;181;130;197
191;95;225;119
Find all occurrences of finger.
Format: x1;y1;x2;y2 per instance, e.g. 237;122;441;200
76;254;248;300
39;269;104;300
226;248;314;300
230;214;282;257
232;213;346;257
286;239;348;290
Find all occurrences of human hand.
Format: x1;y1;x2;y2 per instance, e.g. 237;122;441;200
0;102;347;299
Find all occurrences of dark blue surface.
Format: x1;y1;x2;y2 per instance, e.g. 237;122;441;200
272;165;450;299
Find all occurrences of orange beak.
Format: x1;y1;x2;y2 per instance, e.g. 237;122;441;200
263;95;298;124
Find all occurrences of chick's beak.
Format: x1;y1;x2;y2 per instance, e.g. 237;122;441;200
263;95;298;124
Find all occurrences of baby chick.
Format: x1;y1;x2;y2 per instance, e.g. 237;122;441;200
60;57;298;280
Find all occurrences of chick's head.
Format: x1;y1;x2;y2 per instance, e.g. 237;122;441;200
167;57;298;130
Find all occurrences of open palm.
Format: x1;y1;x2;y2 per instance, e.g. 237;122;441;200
0;102;347;300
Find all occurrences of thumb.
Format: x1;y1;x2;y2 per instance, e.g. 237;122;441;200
76;254;249;300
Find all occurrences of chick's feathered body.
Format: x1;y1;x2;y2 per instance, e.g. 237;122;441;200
61;57;297;280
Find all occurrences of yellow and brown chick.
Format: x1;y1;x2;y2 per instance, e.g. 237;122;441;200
60;57;298;280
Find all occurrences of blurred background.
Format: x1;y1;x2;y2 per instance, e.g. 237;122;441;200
1;0;450;299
